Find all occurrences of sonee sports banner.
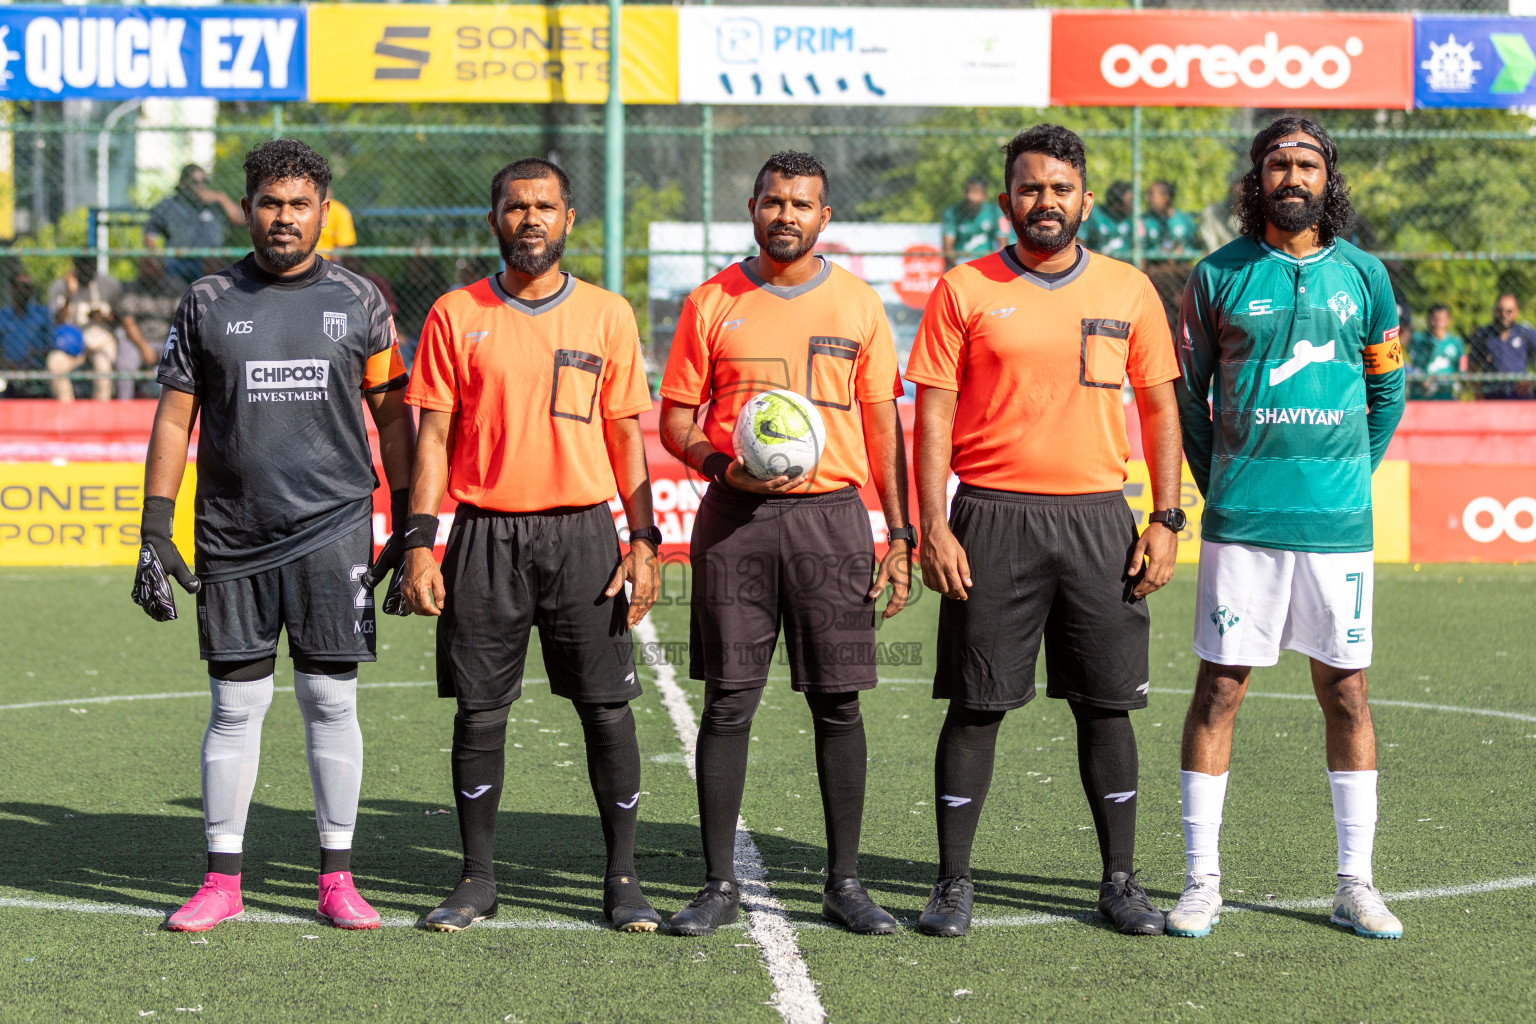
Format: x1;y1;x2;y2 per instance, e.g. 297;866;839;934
0;5;305;100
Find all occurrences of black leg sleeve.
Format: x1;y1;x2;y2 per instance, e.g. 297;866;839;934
1070;700;1139;882
694;686;763;884
934;703;1006;880
806;691;867;886
452;704;510;884
573;700;642;880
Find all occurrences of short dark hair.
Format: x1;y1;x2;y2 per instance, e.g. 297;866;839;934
753;151;829;206
1236;116;1353;244
490;158;572;211
179;164;205;184
242;139;331;199
964;176;987;190
1001;124;1088;192
1151;179;1176;202
1428;303;1449;316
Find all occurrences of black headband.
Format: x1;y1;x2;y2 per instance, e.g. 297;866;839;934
1259;139;1331;172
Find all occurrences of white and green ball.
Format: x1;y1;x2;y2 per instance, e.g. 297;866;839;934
732;389;826;481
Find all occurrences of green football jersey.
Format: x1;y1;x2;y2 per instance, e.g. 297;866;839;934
1175;236;1406;553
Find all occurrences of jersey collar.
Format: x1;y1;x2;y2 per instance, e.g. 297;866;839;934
739;256;830;300
1257;238;1335;266
489;271;574;316
999;243;1089;291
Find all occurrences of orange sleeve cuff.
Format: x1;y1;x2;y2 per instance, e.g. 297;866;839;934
363;345;407;390
1364;329;1404;375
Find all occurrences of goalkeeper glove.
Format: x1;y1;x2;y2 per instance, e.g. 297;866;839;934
131;496;200;622
362;489;411;616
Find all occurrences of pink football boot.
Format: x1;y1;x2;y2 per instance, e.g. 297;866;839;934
316;871;382;930
166;872;245;932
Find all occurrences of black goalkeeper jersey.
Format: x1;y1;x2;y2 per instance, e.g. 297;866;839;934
157;255;405;584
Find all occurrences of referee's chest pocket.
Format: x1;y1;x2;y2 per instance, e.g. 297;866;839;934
1079;318;1130;389
806;336;860;411
550;349;604;423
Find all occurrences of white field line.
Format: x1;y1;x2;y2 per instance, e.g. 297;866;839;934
634;615;826;1024
4;874;1533;932
0;679;548;713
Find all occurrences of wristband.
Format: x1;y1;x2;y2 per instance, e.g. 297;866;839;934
402;513;440;550
702;452;733;487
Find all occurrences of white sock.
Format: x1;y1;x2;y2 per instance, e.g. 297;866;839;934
1180;770;1229;880
201;675;275;851
1328;769;1378;886
295;667;362;851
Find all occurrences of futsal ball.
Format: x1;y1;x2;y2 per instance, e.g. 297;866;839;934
732;389;826;481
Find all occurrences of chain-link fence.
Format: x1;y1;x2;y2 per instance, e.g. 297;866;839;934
4;9;1536;400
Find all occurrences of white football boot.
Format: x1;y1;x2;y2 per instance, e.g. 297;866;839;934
1165;874;1223;937
1331;877;1404;939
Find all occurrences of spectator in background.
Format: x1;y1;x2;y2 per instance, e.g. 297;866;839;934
0;267;53;397
941;177;1005;268
46;257;151;403
317;195;358;258
1468;293;1536;399
1408;304;1466;401
1084;181;1134;259
1142;180;1200;257
144;164;245;287
114;258;180;400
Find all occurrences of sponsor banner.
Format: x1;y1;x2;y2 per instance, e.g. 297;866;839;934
0;6;305;100
1051;11;1413;109
1415;16;1536;109
1410;465;1536;562
677;6;1051;107
0;462;195;567
307;3;677;104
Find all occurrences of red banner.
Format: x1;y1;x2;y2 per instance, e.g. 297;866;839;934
1050;11;1414;110
1410;465;1536;563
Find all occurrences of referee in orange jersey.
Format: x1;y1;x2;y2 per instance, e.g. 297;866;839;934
400;159;663;933
906;125;1185;938
659;151;911;937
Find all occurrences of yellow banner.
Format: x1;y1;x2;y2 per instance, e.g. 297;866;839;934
0;463;195;567
308;4;678;104
1123;460;1410;564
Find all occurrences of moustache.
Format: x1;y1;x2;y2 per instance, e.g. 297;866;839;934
1026;211;1064;225
1270;186;1315;200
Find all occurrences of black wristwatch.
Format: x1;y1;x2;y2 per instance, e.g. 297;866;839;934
1149;508;1188;532
628;526;663;546
887;525;916;545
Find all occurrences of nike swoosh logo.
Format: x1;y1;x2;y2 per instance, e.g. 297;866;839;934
1105;790;1137;804
404;528;419;538
617;792;640;810
460;785;493;800
759;422;799;442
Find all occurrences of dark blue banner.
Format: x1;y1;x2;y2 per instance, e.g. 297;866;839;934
0;6;305;100
1415;16;1536;109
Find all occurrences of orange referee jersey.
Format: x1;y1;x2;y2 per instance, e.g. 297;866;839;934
905;245;1178;495
406;273;653;513
661;258;902;493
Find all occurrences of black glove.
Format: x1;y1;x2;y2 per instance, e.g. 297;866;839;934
131;496;200;622
362;489;411;616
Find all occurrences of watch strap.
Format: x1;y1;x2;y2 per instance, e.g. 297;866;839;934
628;526;663;546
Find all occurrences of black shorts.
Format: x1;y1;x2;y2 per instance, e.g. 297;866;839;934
934;486;1150;712
437;502;639;711
689;485;878;693
196;521;376;662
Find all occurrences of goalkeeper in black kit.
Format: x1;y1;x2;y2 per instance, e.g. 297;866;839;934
132;139;415;932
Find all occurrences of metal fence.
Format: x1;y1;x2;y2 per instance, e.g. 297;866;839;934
4;85;1536;399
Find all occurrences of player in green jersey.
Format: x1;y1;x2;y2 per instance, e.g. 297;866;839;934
1168;117;1407;941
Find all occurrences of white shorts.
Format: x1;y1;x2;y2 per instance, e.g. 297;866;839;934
1193;541;1373;670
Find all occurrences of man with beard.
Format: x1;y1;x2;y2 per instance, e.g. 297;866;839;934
659;150;911;937
140;139;415;931
400;158;663;933
905;123;1183;938
1166;117;1406;940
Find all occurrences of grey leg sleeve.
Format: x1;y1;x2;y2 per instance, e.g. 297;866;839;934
201;675;276;852
294;666;363;849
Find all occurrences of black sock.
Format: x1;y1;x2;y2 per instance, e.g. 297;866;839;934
808;692;866;886
320;847;351;874
695;686;762;884
934;703;1006;880
574;701;642;879
208;851;242;876
1070;700;1139;882
452;704;509;885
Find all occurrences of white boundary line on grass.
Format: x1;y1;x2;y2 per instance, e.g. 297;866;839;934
634;614;826;1024
0;680;548;713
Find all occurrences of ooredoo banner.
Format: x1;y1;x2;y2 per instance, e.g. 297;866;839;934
1050;11;1414;109
1410;465;1536;562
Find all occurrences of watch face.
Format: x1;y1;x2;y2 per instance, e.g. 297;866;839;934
1165;509;1187;531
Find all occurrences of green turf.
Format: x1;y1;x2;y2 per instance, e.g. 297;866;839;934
1;565;1533;1023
